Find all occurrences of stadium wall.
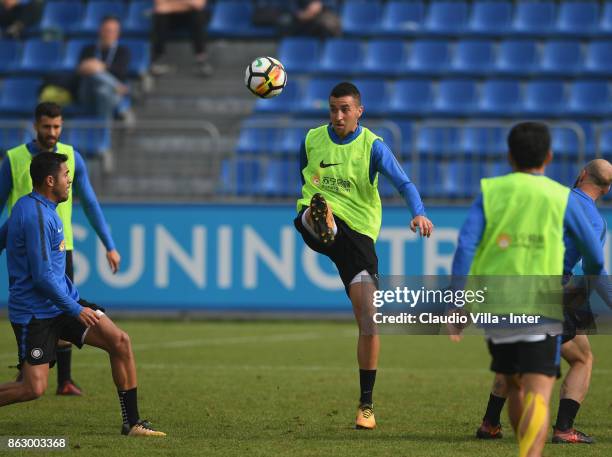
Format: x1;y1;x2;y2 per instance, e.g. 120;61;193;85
0;204;610;313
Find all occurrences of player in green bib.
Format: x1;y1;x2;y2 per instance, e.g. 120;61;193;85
294;82;433;429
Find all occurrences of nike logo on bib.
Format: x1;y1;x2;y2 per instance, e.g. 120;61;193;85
319;160;342;168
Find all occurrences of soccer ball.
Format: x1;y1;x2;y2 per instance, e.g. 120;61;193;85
244;56;287;99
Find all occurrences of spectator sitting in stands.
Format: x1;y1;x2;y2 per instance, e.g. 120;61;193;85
151;0;212;77
0;0;42;39
77;15;133;122
290;0;341;38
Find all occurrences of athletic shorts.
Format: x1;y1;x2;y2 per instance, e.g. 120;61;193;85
294;208;378;295
11;299;105;366
562;307;597;344
487;335;562;378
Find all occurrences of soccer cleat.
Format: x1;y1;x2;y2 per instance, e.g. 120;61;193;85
56;380;83;396
309;193;335;244
476;420;503;439
355;403;376;430
552;428;594;444
122;420;166;437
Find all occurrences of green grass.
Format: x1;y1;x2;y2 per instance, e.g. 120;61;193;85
1;320;612;456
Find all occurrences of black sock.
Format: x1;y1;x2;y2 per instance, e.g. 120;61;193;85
56;346;72;385
359;369;376;405
118;388;140;427
483;393;506;426
555;398;580;431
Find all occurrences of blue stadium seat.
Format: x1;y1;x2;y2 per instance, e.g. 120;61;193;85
488;160;512;177
443;160;486;198
280;127;308;156
599;1;612;36
341;1;383;36
0;40;21;74
18;39;63;74
389;79;434;116
523;80;566;117
495;39;539;76
278;38;320;73
550;127;582;158
468;0;513;35
0;77;42;116
299;78;337;115
62;123;111;157
512;1;557;36
79;1;127;36
431;79;478;116
424;1;469;35
39;1;84;36
362;39;406;76
209;1;274;38
370;125;399;153
124;0;151;36
59;39;92;72
539;40;583;77
583;40;612;76
121;39;150;76
319;38;363;74
407;39;451;74
416;126;461;157
254;79;300;114
450;39;495;75
260;159;300;197
379;0;425;36
352;78;387;116
459;126;507;157
396;121;413;158
234;159;262;196
599;127;612;157
0;124;30;154
557;1;599;36
236;127;280;155
566;80;611;117
477;79;522;117
546;162;578;187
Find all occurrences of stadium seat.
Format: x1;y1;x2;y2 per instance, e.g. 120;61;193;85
495;39;539;76
488;160;512;177
598;126;612;157
260;159;300;196
396;121;413;158
424;1;469;35
278;38;320;73
550;126;582;158
416;126;461;157
79;1;127;36
219;158;261;195
370;125;400;153
450;39;495;75
39;1;85;36
477;79;522;117
209;1;274;38
557;1;599;37
0;124;30;154
62;123;111;157
362;39;406;76
280;127;308;156
0;77;42;116
546;162;578;186
123;0;151;36
407;39;451;74
299;78;338;116
431;79;478;116
598;1;612;37
59;39;92;72
0;40;21;74
18;39;63;74
236;127;277;155
523;80;566;117
443;160;486;198
388;79;434;116
254;79;300;114
539;40;583;77
459;126;507;157
583;40;612;76
319;38;363;74
352;79;387;116
379;0;425;36
512;1;557;36
121;39;150;76
468;0;513;36
566;80;611;117
341;1;383;36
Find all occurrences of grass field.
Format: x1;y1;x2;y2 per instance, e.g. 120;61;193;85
1;320;611;457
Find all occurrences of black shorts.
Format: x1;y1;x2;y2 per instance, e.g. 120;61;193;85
562;307;597;344
11;299;105;366
294;208;378;295
488;335;562;378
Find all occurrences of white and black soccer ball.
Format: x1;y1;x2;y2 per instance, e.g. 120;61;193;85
244;56;287;99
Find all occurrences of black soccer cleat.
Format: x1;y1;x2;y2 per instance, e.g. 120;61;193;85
552;427;594;444
476;420;503;439
309;193;335;244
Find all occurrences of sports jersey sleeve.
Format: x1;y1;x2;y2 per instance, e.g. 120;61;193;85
563;195;605;275
72;151;116;251
370;139;425;217
0;157;13;216
0;220;7;253
25;206;82;316
451;194;486;277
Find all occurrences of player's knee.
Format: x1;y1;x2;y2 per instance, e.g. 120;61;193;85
113;330;132;356
25;381;47;400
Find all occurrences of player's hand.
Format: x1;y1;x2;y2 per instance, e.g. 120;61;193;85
106;249;121;274
410;215;433;238
77;307;100;328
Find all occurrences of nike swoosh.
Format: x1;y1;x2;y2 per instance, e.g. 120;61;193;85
320;160;342;168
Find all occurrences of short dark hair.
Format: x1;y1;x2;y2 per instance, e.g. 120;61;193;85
35;102;62;121
101;15;120;25
507;122;551;169
330;82;361;104
30;153;68;188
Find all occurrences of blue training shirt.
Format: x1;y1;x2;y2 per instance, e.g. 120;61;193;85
6;192;82;324
299;124;426;217
0;141;115;251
